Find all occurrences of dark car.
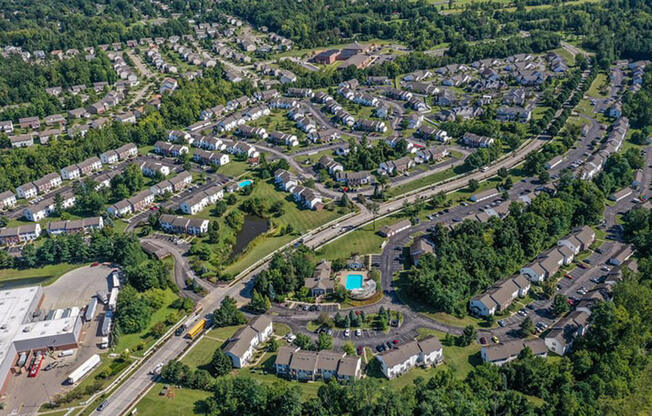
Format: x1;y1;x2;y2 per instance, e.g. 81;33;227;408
357;346;364;355
376;344;385;352
97;400;109;412
386;341;394;349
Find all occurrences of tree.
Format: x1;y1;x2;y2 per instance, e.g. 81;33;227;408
293;333;314;350
458;325;476;346
370;202;380;230
520;316;534;336
207;221;220;244
210;349;232;377
267;338;279;352
115;285;151;334
213;296;246;327
317;332;333;350
468;179;480;192
249;290;271;313
213;200;227;216
498;167;509;179
539;170;550;184
551;294;570;317
343;342;356;355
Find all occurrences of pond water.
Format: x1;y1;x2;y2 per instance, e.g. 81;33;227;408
230;215;269;259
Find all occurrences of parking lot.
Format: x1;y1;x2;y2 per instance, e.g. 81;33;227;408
41;264;115;311
3;315;106;415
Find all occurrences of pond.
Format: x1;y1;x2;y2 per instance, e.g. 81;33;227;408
230;215;269;259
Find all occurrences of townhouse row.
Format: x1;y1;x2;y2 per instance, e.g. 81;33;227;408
273;169;324;210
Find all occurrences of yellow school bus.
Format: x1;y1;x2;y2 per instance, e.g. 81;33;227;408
187;318;206;339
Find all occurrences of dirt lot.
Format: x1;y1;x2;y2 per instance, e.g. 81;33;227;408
41;264;115;310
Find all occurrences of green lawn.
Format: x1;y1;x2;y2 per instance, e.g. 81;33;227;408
316;215;403;260
214;160;252;178
181;336;224;369
134;384;212;416
0;263;82;288
113;288;182;355
386;166;458;198
209;325;244;341
416;328;482;379
193;179;348;277
586;73;609;98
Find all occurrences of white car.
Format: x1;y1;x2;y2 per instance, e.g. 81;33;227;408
344;329;351;337
355;328;361;336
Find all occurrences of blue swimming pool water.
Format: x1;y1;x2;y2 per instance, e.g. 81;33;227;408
345;274;364;290
239;180;253;188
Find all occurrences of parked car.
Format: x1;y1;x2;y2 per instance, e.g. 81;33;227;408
344;329;351;337
492;336;499;343
376;344;385;352
357;346;363;355
497;320;506;327
355;328;361;337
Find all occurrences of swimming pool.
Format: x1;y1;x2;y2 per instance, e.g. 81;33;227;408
239;179;253;188
345;274;364;290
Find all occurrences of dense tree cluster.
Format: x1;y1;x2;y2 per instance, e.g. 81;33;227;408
343;136;408;172
253;246;316;302
0;114;166;193
0;0;190;52
623;67;652;131
406;179;603;314
0;52;116;110
593;148;645;196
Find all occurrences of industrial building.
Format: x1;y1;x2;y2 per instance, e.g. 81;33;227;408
0;286;84;393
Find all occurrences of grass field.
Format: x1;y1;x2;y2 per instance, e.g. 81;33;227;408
586;73;609;98
386;166;458;197
192;179;348;277
0;263;82;288
416;328;482;379
316;215;404;260
113;287;182;355
135;385;212;416
181;336;224;369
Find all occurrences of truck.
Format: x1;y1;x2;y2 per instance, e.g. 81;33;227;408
187;318;206;339
100;337;109;349
66;354;101;384
111;271;121;289
101;310;113;336
85;297;98;322
58;349;75;358
16;352;28;367
28;353;44;377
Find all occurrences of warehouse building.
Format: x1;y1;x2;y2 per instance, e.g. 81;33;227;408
0;286;84;393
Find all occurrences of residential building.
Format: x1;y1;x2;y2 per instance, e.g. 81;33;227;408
481;339;547;366
462;132;494;148
224;316;273;368
0;191;16;210
378;219;411;237
545;310;591;355
46;217;104;236
159;214;210;235
10;134;34;148
469;275;530;317
304;260;334;297
275;347;362;381
274;169;298;191
0;224;41;246
376;336;443;379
